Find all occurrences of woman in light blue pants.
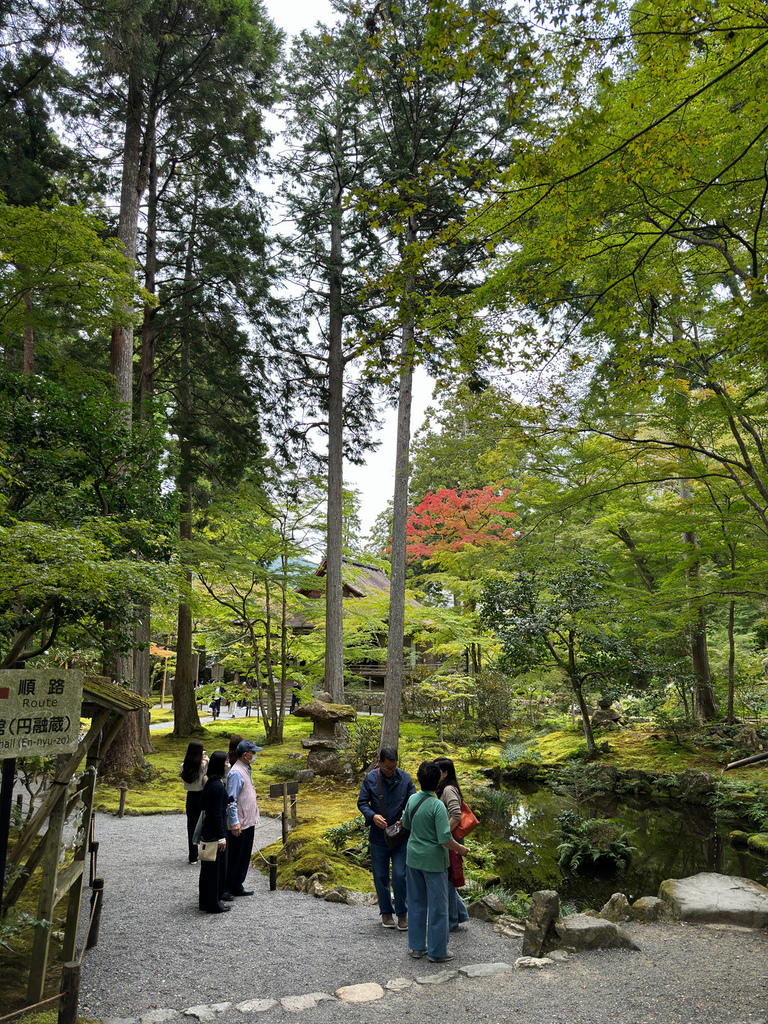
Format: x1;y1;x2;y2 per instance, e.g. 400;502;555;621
402;762;467;963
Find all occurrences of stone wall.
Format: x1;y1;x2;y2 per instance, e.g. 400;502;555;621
343;690;385;712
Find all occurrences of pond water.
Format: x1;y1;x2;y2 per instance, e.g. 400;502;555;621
478;783;768;911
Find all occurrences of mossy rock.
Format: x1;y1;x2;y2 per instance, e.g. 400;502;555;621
616;768;656;793
468;868;502;887
746;833;768;857
506;760;545;781
581;764;619;790
678;769;715;803
260;822;374;894
729;830;750;847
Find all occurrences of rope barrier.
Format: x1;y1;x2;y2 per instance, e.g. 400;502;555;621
78;888;99;966
0;991;63;1023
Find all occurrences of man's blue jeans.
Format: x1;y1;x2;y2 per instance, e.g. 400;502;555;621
449;884;469;930
406;864;450;960
369;841;408;916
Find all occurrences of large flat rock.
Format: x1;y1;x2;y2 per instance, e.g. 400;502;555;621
554;914;640;951
658;872;768;927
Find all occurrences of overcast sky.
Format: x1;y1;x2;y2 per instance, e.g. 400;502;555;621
263;0;336;39
261;0;436;544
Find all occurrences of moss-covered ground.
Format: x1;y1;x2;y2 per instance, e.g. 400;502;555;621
521;724;740;774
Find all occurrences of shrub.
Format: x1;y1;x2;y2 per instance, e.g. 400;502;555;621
0;908;49;952
339;719;380;776
322;816;370;869
500;739;542;768
466;736;491;761
262;761;302;781
323;815;368;851
475;669;515;739
556;812;635;874
469;783;512;817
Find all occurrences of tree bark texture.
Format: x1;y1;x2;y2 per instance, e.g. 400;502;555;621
102;70;150;773
324;167;345;704
380;293;415;751
110;68;145;415
682;526;718;720
133;614;154;754
22;291;34;376
173;485;200;737
99;712;142;779
173;200;202;738
139;123;158;417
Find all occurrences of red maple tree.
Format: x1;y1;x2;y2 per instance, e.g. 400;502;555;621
404;486;517;563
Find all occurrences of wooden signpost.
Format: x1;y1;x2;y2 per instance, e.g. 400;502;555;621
0;673;150;1009
269;781;299;844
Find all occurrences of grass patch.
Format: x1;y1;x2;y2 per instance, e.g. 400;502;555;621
523;725;727;775
94;716;315;814
149;707;174;726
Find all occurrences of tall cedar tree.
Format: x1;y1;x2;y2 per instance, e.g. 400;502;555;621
72;0;282;761
343;0;535;748
280;20;384;701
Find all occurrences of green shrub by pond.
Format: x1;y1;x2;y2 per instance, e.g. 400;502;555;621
556;811;635;874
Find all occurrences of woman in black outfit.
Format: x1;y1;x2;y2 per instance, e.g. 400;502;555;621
199;751;230;913
181;740;208;863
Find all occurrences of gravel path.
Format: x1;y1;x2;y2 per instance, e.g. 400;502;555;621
76;812;768;1024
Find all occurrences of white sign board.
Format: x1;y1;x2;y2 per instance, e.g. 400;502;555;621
0;669;84;758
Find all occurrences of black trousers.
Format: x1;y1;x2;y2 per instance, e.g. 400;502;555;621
185;791;204;862
225;825;255;894
199;846;227;911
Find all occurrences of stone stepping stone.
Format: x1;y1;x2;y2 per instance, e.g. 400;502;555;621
280;992;336;1012
459;963;514;978
414;970;458;985
335;983;384;1003
234;999;278;1013
183;1004;231;1020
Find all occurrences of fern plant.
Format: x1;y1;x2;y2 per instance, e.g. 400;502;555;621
557;815;635;874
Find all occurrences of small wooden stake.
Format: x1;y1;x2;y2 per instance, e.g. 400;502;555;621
89;840;99;886
58;962;81;1024
87;878;104;949
269;855;277;891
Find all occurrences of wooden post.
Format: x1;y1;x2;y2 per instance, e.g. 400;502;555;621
269;855;277;891
58;962;81;1024
161;655;168;709
27;755;69;1003
90;840;99;886
269;782;298;846
0;757;16;917
117;784;127;817
62;760;99;962
87;878;104;949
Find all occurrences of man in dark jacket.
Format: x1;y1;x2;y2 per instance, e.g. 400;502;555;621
357;746;416;929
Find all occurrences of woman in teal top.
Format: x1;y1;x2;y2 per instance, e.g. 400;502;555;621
401;761;467;963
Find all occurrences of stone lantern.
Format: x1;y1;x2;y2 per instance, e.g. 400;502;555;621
293;699;357;774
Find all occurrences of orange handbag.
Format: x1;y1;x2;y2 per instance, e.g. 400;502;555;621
453;800;479;840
